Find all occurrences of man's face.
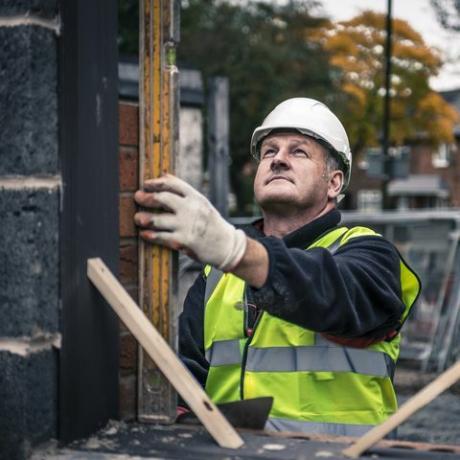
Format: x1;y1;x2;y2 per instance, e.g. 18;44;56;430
253;132;336;213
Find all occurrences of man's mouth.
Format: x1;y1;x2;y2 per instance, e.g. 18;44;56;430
266;176;294;184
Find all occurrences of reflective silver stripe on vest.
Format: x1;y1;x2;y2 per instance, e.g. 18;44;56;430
205;339;241;366
246;345;392;378
315;334;396;379
266;418;374;437
204;268;224;305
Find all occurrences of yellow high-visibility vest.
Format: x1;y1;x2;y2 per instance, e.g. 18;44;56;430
203;226;420;436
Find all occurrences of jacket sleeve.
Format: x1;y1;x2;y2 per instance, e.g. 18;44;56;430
178;271;208;387
250;235;406;339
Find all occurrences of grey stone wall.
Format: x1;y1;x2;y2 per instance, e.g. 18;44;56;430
0;2;60;459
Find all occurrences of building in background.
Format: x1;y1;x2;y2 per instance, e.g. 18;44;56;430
348;89;460;211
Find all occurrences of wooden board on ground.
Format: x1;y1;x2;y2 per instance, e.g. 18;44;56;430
87;257;244;449
343;360;460;458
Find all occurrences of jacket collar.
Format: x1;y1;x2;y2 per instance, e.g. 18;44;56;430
241;209;342;249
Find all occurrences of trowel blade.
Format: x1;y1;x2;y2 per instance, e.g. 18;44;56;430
177;397;273;430
217;396;274;430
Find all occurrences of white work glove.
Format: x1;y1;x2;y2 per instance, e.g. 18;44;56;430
135;174;247;271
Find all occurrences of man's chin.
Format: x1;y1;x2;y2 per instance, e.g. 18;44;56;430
256;193;304;211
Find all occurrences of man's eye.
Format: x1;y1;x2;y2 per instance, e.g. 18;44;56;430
293;149;307;157
262;149;276;158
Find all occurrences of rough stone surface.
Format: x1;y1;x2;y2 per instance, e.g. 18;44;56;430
0;187;59;336
0;349;58;460
0;0;57;18
0;26;58;175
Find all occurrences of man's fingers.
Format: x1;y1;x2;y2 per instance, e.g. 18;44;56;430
134;190;167;209
135;189;183;211
134;211;177;231
143;174;195;196
139;230;184;251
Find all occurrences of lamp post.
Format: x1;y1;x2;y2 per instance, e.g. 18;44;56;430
382;0;393;209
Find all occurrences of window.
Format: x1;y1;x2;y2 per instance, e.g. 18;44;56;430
432;143;453;168
357;189;382;212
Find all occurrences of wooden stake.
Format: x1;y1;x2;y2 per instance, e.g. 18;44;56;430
343;360;460;458
87;258;244;449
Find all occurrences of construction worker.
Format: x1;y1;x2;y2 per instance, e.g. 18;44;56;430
134;98;421;436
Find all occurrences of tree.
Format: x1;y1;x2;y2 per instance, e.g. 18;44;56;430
118;0;138;56
313;11;459;153
179;0;335;214
431;0;460;31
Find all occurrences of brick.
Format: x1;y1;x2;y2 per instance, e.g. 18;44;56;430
0;188;59;336
119;374;137;421
120;241;138;286
126;285;139;303
119;102;139;147
119;146;139;192
120;332;137;371
0;26;58;175
0;349;57;460
119;194;137;238
0;0;57;17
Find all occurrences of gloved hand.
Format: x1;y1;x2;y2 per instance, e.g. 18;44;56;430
134;174;247;271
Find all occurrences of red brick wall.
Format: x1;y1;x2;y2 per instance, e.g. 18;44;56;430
410;142;460;207
118;101;140;419
348;140;460;209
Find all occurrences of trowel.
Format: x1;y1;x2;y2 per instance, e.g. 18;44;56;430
177;396;274;430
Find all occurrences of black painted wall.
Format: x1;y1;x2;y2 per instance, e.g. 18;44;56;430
58;0;120;445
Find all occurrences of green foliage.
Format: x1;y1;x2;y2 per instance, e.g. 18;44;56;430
179;0;336;214
314;11;459;152
119;0;138;56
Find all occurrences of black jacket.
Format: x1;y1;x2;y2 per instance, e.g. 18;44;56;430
179;209;407;387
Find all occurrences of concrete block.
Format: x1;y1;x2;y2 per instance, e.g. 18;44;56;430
0;349;58;460
0;188;59;336
0;0;57;18
0;26;58;175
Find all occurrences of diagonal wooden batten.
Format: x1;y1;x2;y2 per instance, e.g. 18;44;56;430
88;258;244;449
343;360;460;458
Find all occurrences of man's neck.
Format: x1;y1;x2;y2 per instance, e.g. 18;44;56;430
262;201;336;238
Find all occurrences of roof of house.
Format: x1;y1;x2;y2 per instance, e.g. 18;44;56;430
388;174;450;197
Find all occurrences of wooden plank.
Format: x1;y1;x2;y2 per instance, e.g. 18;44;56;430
87;258;244;449
343;360;460;458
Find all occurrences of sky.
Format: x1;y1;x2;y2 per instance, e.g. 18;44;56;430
314;0;460;91
268;0;460;91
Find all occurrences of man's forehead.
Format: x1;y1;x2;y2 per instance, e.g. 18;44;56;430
261;132;315;146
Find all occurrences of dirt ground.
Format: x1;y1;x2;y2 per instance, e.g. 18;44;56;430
394;366;460;445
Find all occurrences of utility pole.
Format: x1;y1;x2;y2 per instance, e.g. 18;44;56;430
208;77;230;219
382;0;393;209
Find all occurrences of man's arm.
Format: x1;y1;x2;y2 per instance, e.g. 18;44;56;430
134;174;405;340
250;235;406;339
134;174;270;285
230;237;269;288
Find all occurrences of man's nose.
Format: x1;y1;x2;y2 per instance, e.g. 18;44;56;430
270;148;290;170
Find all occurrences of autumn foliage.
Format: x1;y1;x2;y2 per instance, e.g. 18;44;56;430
314;11;459;152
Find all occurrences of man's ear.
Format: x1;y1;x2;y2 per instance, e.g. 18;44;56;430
328;170;344;200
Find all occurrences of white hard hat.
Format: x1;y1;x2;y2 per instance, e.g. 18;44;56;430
250;97;352;191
